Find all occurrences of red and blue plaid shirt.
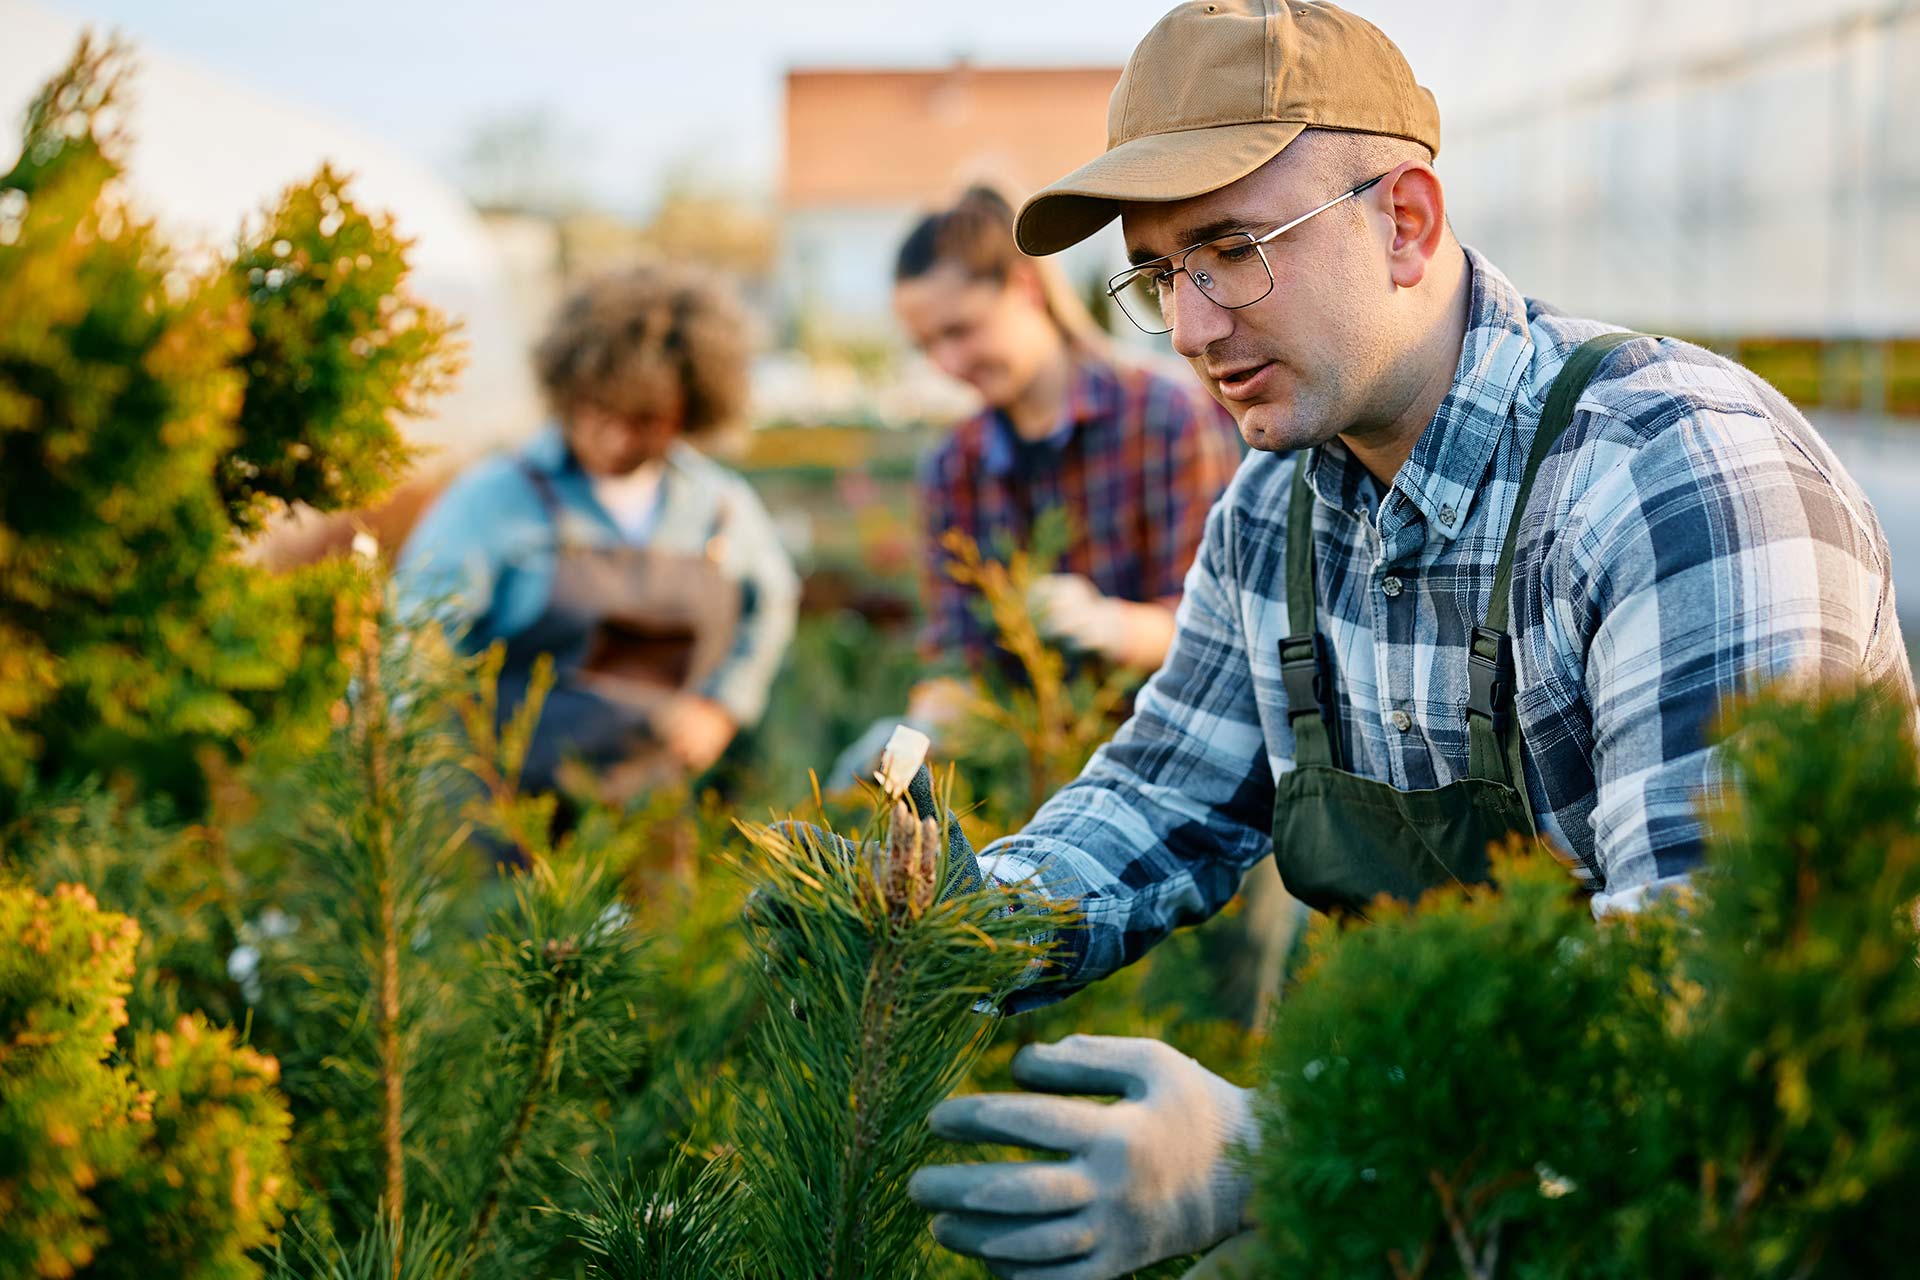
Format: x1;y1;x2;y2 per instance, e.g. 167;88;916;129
918;355;1244;670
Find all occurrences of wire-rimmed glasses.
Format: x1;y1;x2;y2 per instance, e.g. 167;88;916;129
1105;172;1389;335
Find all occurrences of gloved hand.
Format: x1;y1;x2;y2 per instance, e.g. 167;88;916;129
1027;573;1125;656
909;1034;1258;1280
1027;575;1179;671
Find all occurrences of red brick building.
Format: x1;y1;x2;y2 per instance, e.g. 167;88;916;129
780;62;1123;339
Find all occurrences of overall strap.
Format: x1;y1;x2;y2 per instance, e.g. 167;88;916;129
1466;331;1649;792
515;456;566;525
1280;458;1338;768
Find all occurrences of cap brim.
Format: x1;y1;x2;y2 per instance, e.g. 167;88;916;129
1014;120;1309;256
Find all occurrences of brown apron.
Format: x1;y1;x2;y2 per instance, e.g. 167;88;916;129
496;460;741;802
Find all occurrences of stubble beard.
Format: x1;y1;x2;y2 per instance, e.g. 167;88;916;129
1219;365;1350;456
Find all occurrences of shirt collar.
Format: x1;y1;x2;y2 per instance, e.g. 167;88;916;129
979;357;1118;479
1303;246;1534;543
523;423;574;474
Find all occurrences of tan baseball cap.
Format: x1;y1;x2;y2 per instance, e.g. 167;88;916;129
1014;0;1440;256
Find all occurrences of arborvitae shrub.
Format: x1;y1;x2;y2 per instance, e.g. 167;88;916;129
1684;683;1920;1276
87;1015;294;1280
1250;845;1681;1279
0;37;452;818
0;881;295;1279
1248;683;1920;1279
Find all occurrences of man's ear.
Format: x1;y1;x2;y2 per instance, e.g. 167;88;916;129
1379;163;1447;290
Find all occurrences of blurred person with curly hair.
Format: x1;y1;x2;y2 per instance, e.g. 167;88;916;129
396;264;798;796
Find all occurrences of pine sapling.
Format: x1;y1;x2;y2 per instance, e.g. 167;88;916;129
560;1151;747;1280
731;767;1074;1279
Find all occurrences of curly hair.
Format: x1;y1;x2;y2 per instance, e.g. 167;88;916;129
532;263;753;437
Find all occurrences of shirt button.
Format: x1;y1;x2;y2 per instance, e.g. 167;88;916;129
1439;506;1456;527
1390;709;1413;733
1382;576;1404;598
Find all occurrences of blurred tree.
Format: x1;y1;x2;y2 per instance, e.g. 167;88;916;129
0;37;456;820
632;158;776;280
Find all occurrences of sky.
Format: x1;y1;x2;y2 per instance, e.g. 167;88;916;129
38;0;1182;213
36;0;1462;216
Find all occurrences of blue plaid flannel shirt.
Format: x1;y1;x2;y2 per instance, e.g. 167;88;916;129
981;247;1913;1011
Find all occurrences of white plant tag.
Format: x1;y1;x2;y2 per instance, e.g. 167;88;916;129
875;725;930;801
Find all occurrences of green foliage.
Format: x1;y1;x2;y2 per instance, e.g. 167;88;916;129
560;1152;747;1280
1683;684;1920;1275
0;881;147;1277
1251;846;1679;1279
265;1209;470;1280
243;611;472;1245
727;787;1076;1278
1247;684;1920;1279
0;881;294;1279
2;781;249;1032
0;37;450;817
221;165;457;534
603;786;764;1179
939;513;1140;822
243;617;657;1277
89;1015;294;1280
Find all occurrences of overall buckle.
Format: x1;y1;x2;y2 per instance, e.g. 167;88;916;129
1278;633;1330;724
1466;626;1514;734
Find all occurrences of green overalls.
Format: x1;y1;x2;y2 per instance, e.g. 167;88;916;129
1269;333;1643;915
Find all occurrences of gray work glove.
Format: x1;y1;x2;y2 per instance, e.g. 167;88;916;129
909;1034;1258;1280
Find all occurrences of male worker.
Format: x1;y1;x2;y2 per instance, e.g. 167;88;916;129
899;2;1914;1277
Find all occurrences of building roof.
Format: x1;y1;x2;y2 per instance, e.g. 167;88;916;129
783;63;1119;209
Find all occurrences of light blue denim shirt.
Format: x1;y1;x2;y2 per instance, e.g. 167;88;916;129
393;427;799;725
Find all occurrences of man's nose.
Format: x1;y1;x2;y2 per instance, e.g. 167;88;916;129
1166;272;1232;359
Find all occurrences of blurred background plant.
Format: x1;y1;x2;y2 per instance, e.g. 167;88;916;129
0;37;454;823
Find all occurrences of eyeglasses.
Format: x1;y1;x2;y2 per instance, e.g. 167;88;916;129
1105;172;1389;336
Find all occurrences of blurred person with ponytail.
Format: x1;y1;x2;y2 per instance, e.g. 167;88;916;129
833;186;1284;1024
891;186;1242;718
